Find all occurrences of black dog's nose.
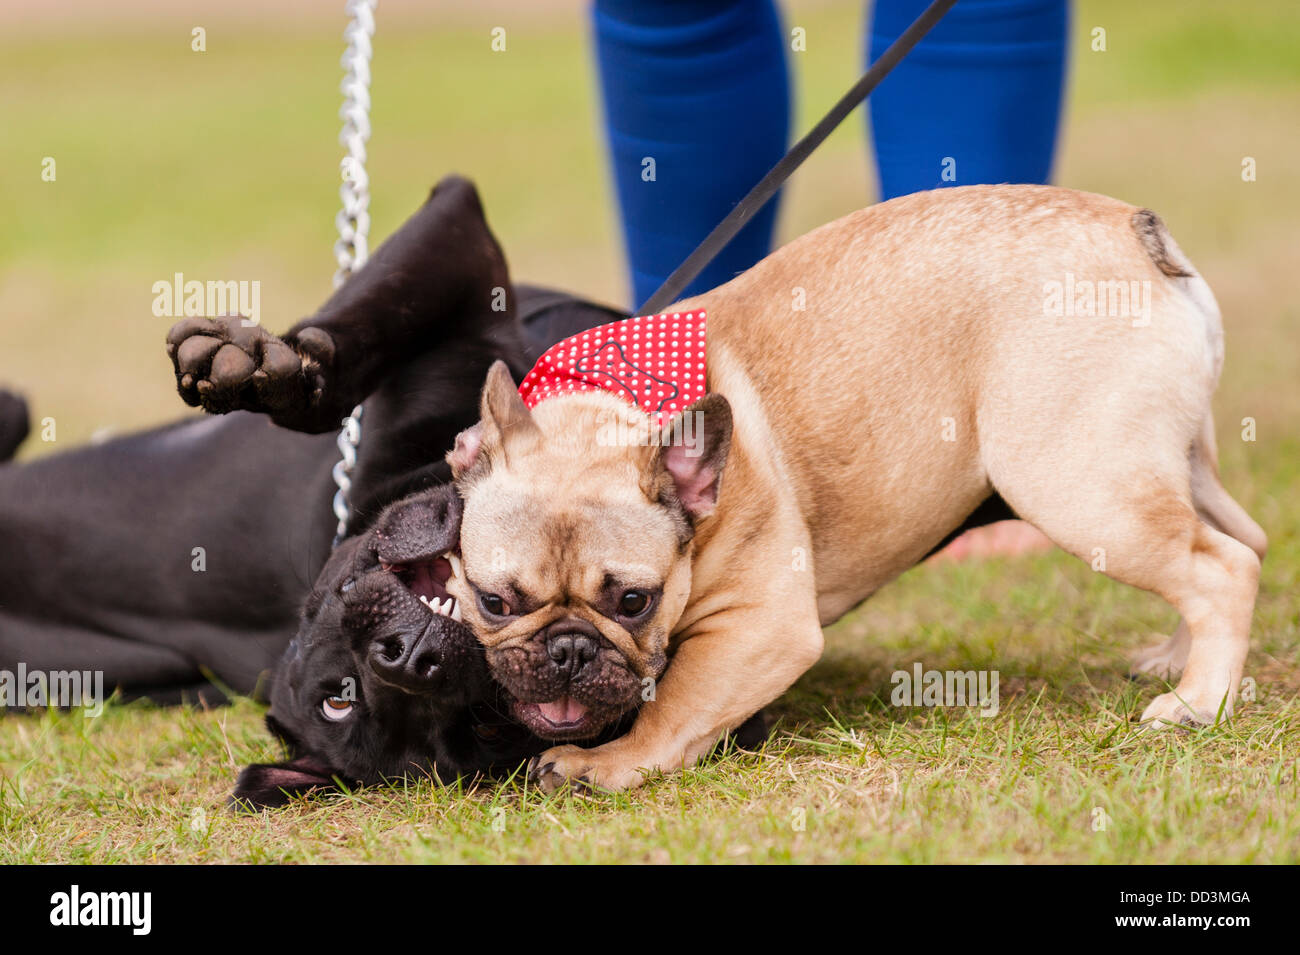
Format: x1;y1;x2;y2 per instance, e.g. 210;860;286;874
546;632;598;679
369;630;444;693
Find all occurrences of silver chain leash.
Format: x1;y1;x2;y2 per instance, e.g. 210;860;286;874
333;0;375;289
330;0;376;547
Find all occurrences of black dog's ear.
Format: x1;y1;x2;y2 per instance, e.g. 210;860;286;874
227;713;343;812
228;756;343;812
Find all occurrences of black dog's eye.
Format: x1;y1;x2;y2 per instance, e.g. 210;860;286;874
479;593;512;617
618;590;651;617
321;696;354;722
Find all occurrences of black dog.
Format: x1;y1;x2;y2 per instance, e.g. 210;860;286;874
0;177;631;806
239;485;559;806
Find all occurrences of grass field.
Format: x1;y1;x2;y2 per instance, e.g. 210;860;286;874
1;0;1297;863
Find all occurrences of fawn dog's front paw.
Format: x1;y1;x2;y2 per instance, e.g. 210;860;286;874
528;743;648;794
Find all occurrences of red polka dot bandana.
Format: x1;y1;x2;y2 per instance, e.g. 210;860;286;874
518;311;707;427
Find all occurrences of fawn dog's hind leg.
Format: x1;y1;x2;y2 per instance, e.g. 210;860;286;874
985;404;1260;727
1129;414;1265;685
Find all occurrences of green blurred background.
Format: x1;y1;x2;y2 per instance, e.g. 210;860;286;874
2;0;1297;453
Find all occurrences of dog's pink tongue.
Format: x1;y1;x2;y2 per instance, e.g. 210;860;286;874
537;697;587;724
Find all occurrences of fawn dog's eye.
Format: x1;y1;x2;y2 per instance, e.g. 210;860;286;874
479;593;512;617
618;590;651;617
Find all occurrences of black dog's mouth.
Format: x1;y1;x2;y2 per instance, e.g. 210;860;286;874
380;551;463;622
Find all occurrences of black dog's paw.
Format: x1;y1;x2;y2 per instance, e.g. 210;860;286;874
165;315;333;417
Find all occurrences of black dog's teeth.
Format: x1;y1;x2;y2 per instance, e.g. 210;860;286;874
417;593;462;622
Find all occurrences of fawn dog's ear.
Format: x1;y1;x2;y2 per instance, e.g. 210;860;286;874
643;394;733;523
449;360;541;478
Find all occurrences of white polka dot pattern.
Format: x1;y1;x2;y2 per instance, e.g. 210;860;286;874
518;310;708;426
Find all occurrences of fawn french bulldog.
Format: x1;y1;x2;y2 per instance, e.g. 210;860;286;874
446;184;1267;792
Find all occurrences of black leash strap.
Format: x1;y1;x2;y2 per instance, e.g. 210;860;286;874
637;0;960;316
